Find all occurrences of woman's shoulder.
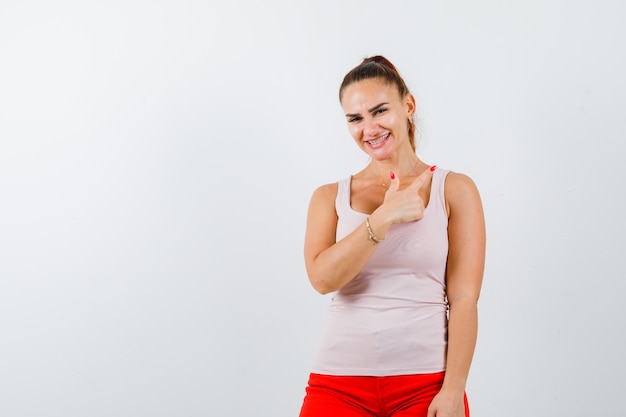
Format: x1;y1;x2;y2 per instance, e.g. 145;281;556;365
307;181;341;221
309;181;339;204
443;170;482;212
444;171;478;190
310;173;356;197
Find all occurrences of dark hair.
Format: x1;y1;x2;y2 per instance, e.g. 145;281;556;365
339;56;417;150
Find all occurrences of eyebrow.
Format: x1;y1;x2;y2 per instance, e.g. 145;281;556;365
345;102;389;118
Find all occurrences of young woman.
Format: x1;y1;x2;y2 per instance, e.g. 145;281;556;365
299;56;485;417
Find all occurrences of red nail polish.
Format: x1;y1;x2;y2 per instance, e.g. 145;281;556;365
430;165;437;172
390;172;395;179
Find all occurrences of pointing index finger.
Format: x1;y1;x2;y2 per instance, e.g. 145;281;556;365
409;165;437;190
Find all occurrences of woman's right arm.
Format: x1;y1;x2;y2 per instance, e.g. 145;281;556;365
304;168;434;294
303;183;390;295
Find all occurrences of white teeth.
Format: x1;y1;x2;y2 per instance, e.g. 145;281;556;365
368;134;389;146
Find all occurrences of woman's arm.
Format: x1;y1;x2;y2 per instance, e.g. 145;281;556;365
304;169;434;295
303;183;395;294
429;172;486;417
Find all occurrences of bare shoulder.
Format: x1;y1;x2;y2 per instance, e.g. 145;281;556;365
309;182;339;210
311;182;338;200
444;172;480;195
443;171;483;215
307;182;339;220
305;182;340;262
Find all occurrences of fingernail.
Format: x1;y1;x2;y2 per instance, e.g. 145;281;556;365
390;171;395;179
430;165;437;172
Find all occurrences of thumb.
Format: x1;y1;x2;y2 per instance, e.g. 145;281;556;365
388;171;400;192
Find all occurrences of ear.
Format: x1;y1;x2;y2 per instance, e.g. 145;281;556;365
404;93;416;118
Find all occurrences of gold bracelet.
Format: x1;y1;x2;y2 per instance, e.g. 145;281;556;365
365;217;384;244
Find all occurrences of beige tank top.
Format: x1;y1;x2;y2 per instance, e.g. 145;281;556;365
310;168;450;376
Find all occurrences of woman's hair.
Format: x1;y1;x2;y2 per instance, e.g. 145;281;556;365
339;56;417;151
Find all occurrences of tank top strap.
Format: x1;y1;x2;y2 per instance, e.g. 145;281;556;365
335;177;352;217
429;168;450;215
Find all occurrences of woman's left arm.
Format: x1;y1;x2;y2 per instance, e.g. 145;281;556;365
428;172;486;417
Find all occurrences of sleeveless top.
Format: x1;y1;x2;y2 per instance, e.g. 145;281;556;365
310;168;450;376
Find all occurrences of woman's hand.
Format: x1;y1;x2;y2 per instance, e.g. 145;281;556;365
427;388;466;417
378;166;436;224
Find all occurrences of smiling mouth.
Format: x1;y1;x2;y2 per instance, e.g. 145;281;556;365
367;133;390;146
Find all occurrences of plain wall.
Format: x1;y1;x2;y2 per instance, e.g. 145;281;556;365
1;1;625;416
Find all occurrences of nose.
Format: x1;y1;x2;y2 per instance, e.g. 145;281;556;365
362;118;380;137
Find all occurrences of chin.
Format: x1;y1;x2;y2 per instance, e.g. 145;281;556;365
369;151;393;161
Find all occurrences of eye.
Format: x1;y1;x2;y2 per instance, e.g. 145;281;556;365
348;116;362;123
374;108;388;116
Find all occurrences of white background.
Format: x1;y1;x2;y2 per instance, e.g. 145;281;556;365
1;1;625;416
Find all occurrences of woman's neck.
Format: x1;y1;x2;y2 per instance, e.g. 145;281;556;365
367;155;425;188
369;155;423;178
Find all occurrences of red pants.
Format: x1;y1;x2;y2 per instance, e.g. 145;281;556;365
299;372;469;417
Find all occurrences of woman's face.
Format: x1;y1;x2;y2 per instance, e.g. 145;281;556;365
341;78;415;161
